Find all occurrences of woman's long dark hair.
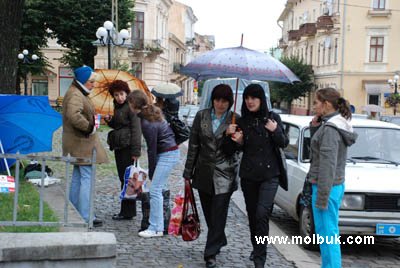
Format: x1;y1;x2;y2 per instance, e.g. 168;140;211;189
316;88;352;120
241;84;269;119
127;90;164;122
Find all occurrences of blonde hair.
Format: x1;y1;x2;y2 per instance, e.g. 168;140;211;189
128;90;164;122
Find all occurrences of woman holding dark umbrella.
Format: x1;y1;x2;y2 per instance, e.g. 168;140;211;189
225;84;288;268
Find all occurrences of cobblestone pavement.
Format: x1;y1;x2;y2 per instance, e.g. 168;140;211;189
270;205;400;268
47;128;295;268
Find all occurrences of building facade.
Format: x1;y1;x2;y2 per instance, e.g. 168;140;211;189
278;0;400;115
168;1;197;104
32;0;214;106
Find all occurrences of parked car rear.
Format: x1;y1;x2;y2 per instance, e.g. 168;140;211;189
274;115;400;248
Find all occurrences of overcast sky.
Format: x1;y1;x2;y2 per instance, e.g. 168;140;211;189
177;0;287;51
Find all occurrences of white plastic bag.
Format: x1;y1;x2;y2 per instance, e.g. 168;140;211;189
120;161;149;200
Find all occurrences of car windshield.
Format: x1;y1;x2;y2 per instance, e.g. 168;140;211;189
348;127;400;164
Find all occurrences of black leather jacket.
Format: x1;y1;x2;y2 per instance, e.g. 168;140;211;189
224;111;289;190
183;109;240;195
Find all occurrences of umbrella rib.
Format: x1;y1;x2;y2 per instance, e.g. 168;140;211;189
112;70;121;81
99;69;111;83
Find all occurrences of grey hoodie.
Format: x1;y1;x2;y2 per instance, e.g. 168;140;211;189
307;112;358;209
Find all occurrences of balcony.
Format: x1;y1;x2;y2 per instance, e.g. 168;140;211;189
317;15;334;30
288;30;300;41
279;38;288;49
129;39;164;55
299;23;317;37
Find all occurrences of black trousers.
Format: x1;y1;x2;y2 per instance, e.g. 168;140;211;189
198;190;232;260
241;177;279;266
115;147;136;218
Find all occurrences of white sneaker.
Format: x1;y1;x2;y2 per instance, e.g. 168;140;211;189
138;229;164;238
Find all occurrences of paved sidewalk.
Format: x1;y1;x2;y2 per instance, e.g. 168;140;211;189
89;134;296;268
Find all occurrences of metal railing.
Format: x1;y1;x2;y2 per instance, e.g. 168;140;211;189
0;150;96;229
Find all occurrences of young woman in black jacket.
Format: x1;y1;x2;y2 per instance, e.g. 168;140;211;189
104;80;142;220
225;84;288;268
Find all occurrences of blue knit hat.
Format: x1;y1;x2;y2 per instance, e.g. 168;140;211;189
74;66;94;84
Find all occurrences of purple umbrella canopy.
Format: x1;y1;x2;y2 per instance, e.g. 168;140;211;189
180;46;300;83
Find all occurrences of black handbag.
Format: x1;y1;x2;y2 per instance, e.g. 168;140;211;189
168;115;190;145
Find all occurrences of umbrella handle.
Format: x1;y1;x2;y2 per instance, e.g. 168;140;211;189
232;78;240;124
0;139;11;176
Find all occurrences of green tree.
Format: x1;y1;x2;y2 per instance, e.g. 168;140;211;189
270;56;315;113
0;0;25;93
16;0;50;94
40;0;134;68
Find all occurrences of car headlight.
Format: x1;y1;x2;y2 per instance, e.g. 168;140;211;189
340;194;365;210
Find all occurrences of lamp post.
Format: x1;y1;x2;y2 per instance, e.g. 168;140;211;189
17;49;39;95
388;73;399;115
95;20;129;69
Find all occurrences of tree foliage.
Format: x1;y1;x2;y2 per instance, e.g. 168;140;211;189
270;56;315;111
38;0;134;68
0;0;25;93
16;0;50;94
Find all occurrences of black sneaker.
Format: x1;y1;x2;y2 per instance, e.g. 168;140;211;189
93;219;103;227
205;256;216;268
112;214;133;220
249;251;254;261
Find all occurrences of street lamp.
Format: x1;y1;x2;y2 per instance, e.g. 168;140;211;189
388;73;399;115
96;20;129;69
17;49;39;95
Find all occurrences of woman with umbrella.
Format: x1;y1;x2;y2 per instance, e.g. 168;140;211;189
225;84;288;268
104;80;142;221
183;84;241;268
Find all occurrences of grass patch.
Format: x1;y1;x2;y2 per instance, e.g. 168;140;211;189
0;168;59;232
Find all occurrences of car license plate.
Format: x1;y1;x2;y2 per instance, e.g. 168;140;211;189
376;223;400;236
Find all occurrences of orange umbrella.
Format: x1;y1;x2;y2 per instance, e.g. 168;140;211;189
90;69;152;115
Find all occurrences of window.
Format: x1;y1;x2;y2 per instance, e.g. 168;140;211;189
283;124;300;160
328;45;332;64
373;0;385;10
322;46;326;65
131;62;142;79
369;37;384;62
309;45;313;65
334;38;338;63
302;128;311;162
368;94;380;105
132;12;144;49
318;43;321;66
32;80;48;96
59;67;74;97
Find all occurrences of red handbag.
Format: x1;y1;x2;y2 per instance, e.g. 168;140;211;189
181;180;201;241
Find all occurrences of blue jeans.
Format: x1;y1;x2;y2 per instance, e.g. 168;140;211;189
70;165;93;222
148;149;180;232
312;183;345;268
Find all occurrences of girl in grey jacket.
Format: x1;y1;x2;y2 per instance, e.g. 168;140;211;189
307;88;357;268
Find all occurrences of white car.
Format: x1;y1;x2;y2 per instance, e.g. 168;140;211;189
274;114;400;248
186;106;199;127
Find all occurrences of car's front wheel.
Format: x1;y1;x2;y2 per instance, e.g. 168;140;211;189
299;206;319;251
